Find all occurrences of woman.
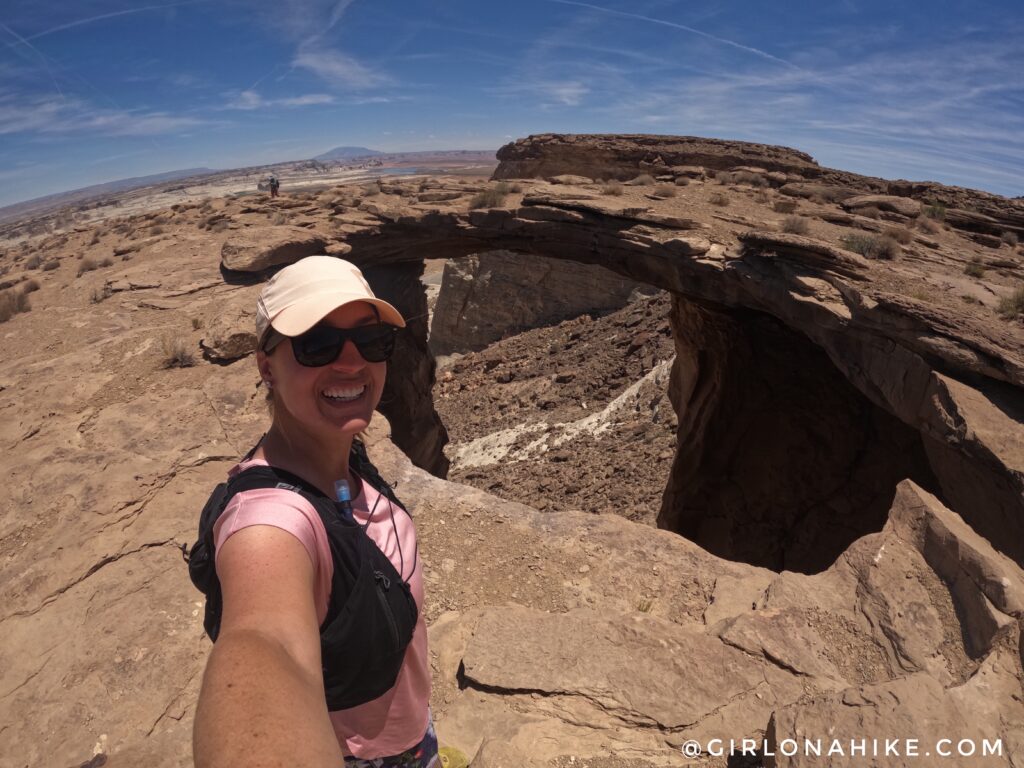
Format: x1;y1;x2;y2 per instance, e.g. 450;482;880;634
192;256;435;768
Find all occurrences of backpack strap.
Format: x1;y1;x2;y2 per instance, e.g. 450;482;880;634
349;438;409;515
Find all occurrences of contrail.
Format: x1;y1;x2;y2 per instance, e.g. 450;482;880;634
24;0;207;41
545;0;803;71
0;22;65;100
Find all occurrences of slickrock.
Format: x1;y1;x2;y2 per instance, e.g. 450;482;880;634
219;225;328;271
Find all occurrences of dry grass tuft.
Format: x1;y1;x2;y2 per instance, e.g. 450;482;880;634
997;285;1024;319
781;215;809;235
600;181;624;196
709;192;730;207
858;206;882;220
468;187;508;209
211;220;229;233
773;199;798;214
0;287;31;323
22;279;40;293
674;176;690;187
883;226;913;244
922;202;946;221
627;173;655;186
77;257;98;277
1001;230;1019;248
42;259;59;271
25;254;43;270
916;216;940;234
99;256;114;268
653;184;677;198
964;260;986;278
841;233;900;260
90;284;113;303
161;335;196;368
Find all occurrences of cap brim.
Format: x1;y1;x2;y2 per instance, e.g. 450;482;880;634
271;294;406;336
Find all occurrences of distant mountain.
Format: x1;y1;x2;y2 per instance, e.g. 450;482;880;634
0;167;217;225
313;146;383;162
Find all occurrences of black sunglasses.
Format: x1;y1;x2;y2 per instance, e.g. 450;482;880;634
265;324;399;366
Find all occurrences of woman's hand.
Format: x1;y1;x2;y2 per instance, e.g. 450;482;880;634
193;525;342;768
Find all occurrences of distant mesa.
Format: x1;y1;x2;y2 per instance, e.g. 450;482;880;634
312;146;383;162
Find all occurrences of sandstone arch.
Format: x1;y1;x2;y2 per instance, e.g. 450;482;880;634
332;189;1023;573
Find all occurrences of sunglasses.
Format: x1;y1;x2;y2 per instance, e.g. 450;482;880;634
265;324;399;366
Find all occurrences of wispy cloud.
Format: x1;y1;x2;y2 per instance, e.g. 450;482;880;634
292;46;392;89
0;92;210;136
225;89;336;110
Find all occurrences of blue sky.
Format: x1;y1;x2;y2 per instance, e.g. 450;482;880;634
1;0;1022;208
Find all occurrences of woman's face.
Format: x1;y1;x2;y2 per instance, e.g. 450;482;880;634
258;301;387;439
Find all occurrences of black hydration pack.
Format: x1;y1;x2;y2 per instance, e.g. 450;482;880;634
186;440;418;711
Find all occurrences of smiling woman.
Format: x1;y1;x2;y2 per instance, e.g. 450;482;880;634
188;256;437;768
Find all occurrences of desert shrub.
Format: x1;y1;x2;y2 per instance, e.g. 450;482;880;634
149;225;165;235
468;188;508;209
964;260;986;278
916;216;940;234
211;220;229;233
89;231;101;245
507;182;523;193
493;181;513;195
1001;230;1019;247
922;201;946;220
90;284;113;303
781;216;809;235
41;259;59;272
709;192;730;207
858;206;882;220
883;226;913;244
191;317;203;330
0;287;31;323
77;258;99;276
653;184;677;198
773;199;798;214
361;183;381;197
753;189;770;204
270;212;288;226
628;173;655;185
25;254;43;270
733;171;767;187
997;285;1024;319
841;233;900;260
600;181;624;196
161;335;196;368
674;176;690;187
22;279;40;293
99;256;114;267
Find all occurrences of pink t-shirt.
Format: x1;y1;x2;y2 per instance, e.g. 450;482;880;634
212;457;431;759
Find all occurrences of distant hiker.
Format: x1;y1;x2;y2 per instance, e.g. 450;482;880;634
268;174;280;197
188;257;437;768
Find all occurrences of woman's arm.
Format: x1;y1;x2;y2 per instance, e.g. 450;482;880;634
193;525;342;768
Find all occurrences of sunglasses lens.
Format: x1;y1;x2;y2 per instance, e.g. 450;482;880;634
351;326;397;362
291;325;397;366
293;326;343;366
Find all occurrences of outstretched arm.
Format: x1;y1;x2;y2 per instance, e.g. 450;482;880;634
193;525;342;768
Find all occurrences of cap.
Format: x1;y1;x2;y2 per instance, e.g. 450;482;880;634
255;256;405;343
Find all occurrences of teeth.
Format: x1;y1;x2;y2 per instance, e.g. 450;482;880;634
322;385;366;401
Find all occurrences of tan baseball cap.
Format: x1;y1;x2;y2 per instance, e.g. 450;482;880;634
256;256;405;343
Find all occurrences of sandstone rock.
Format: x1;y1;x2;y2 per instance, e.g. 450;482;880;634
841;194;921;218
779;182;857;202
417;191;463;203
470;740;540;768
220;226;328;272
199;287;260;361
738;230;870;277
428;251;647;356
547;174;592;185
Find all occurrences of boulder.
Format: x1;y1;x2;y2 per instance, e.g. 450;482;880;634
841;194;921;218
220;226;328;272
199;287;260;361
